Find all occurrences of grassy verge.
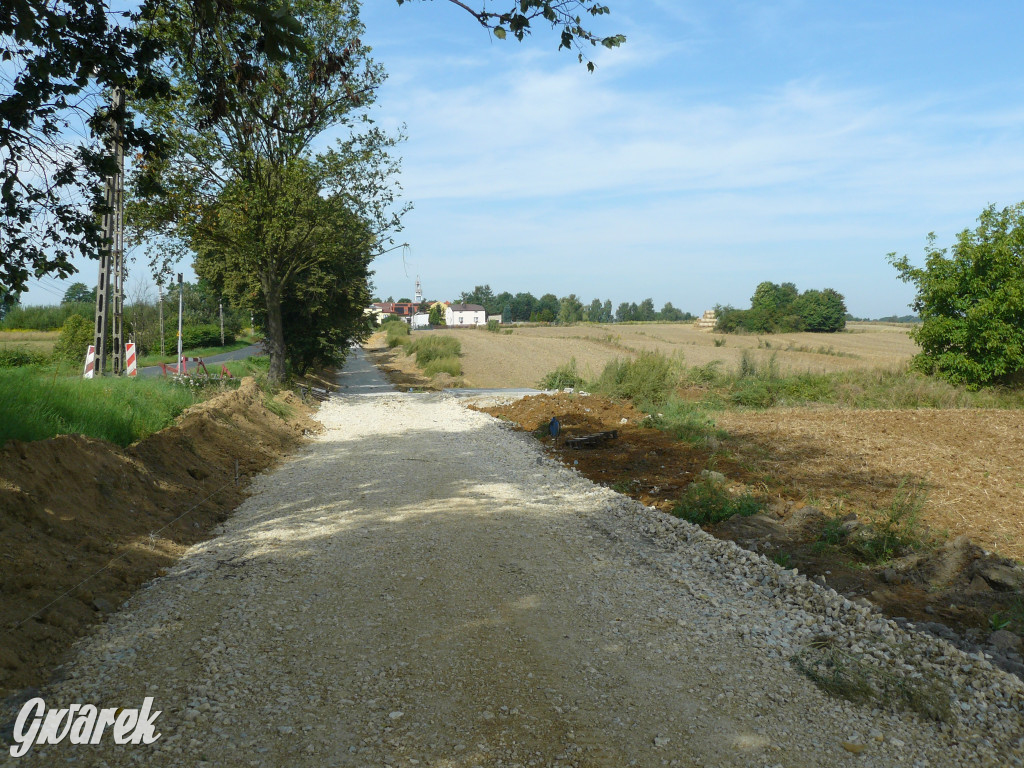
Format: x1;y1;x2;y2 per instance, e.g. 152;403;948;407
0;368;202;447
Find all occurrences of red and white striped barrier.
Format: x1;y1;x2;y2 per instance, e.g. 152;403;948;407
125;343;137;377
83;345;96;379
160;357;209;377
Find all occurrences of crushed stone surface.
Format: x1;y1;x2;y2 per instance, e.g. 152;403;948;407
3;391;1022;767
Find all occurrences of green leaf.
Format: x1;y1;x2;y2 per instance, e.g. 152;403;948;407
493;26;507;40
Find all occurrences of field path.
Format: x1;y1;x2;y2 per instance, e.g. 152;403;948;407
6;358;1021;766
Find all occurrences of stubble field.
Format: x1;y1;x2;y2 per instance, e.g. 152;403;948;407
428;321;918;389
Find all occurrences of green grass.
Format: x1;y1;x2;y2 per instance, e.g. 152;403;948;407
0;368;201;447
643;397;726;446
848;479;932;563
671;478;764;525
793;638;952;723
422;355;462;378
385;320;410;348
539;358;586;390
590;351;682;409
406;335;461;366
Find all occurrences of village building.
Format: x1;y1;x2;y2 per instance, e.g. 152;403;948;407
445;303;486;326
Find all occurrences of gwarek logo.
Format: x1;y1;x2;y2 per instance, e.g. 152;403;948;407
9;697;162;757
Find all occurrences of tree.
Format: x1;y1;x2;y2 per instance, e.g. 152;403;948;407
537;293;559;318
794;288;846;333
558;294;584;323
460;284;496;311
509;292;537;321
3;1;621;298
428;302;445;326
659;301;691;322
601;299;612;323
130;0;406;382
0;1;306;297
615;301;630;322
637;297;656;322
397;1;625;72
890;203;1024;388
586;298;602;322
0;289;20;323
62;282;96;304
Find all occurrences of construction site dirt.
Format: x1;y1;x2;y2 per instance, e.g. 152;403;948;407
475;391;1024;680
0;379;320;702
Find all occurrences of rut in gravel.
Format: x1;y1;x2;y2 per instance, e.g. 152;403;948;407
5;370;1022;767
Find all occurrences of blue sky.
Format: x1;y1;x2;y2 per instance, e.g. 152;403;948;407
22;1;1024;317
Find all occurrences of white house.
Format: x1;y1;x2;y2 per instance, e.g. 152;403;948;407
445;303;486;326
411;312;431;329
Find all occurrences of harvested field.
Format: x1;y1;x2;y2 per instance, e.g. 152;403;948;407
714;408;1024;562
0;330;58;355
475;392;1024;671
419;321;917;388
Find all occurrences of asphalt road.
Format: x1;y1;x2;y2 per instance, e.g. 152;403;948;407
138;343;265;377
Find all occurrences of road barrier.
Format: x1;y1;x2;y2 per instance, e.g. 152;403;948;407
83;345;96;379
125;343;137;377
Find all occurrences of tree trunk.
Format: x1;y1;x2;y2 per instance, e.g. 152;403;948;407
264;283;287;384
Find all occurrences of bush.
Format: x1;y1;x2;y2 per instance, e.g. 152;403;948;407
52;314;95;363
486;319;501;333
671;478;764;525
0;348;49;367
591;351;680;408
180;324;233;349
890;202;1024;388
540;358;586;390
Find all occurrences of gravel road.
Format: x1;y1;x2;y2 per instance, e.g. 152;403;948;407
4;383;1022;766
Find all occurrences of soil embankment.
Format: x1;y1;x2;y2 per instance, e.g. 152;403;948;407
0;379;319;701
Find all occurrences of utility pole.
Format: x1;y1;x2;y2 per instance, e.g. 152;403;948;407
219;301;225;345
177;273;184;373
92;87;125;376
157;282;165;356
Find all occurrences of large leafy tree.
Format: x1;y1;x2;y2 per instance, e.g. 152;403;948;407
197;159;376;374
890;203;1024;388
2;0;622;300
130;0;405;382
0;0;304;296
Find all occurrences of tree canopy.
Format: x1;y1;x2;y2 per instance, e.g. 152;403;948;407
0;0;306;296
890;203;1024;388
717;281;846;334
129;0;405;381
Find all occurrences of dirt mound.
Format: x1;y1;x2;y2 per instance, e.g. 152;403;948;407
0;379;319;701
473;392;703;512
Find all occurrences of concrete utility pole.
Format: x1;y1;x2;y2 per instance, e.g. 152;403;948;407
177;273;184;373
93;87;125;376
157;283;165;356
219;301;225;345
